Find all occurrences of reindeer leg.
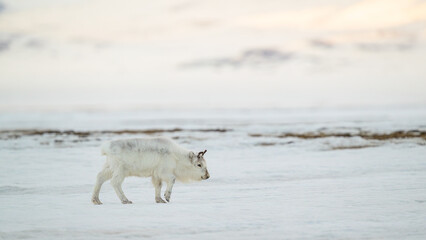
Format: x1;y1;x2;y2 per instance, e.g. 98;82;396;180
111;169;132;204
152;176;166;203
164;177;176;202
92;165;112;205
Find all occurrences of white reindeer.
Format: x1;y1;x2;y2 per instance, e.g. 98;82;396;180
91;137;210;204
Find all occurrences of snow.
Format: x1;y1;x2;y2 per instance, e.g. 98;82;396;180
1;108;426;239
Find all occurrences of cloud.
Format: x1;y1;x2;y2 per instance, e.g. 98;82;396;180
180;48;294;69
0;34;47;53
356;42;415;52
25;38;45;49
0;2;5;13
236;0;426;31
308;28;419;53
0;39;11;52
169;1;196;13
0;34;16;52
325;0;426;30
310;39;335;49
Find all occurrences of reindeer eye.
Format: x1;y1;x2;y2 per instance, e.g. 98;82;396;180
197;164;202;168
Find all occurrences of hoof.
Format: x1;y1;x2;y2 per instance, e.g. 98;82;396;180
92;197;103;205
122;200;133;204
156;198;167;203
164;191;171;202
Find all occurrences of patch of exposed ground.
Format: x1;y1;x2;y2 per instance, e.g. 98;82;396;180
329;144;380;150
249;130;426;140
0;128;230;139
255;141;294;146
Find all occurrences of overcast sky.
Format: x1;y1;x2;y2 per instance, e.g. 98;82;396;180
0;0;425;110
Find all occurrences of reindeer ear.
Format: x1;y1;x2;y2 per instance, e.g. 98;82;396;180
189;152;198;164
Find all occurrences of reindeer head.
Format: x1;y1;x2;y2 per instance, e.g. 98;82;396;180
189;149;210;180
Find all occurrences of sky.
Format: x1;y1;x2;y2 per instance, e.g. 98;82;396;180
0;0;425;110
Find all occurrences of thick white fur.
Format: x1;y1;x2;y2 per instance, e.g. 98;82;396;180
91;137;209;205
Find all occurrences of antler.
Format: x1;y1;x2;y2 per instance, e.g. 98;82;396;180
197;150;207;158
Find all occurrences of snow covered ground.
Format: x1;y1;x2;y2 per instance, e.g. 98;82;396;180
1;108;426;239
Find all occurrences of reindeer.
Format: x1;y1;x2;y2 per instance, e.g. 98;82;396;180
91;137;209;204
